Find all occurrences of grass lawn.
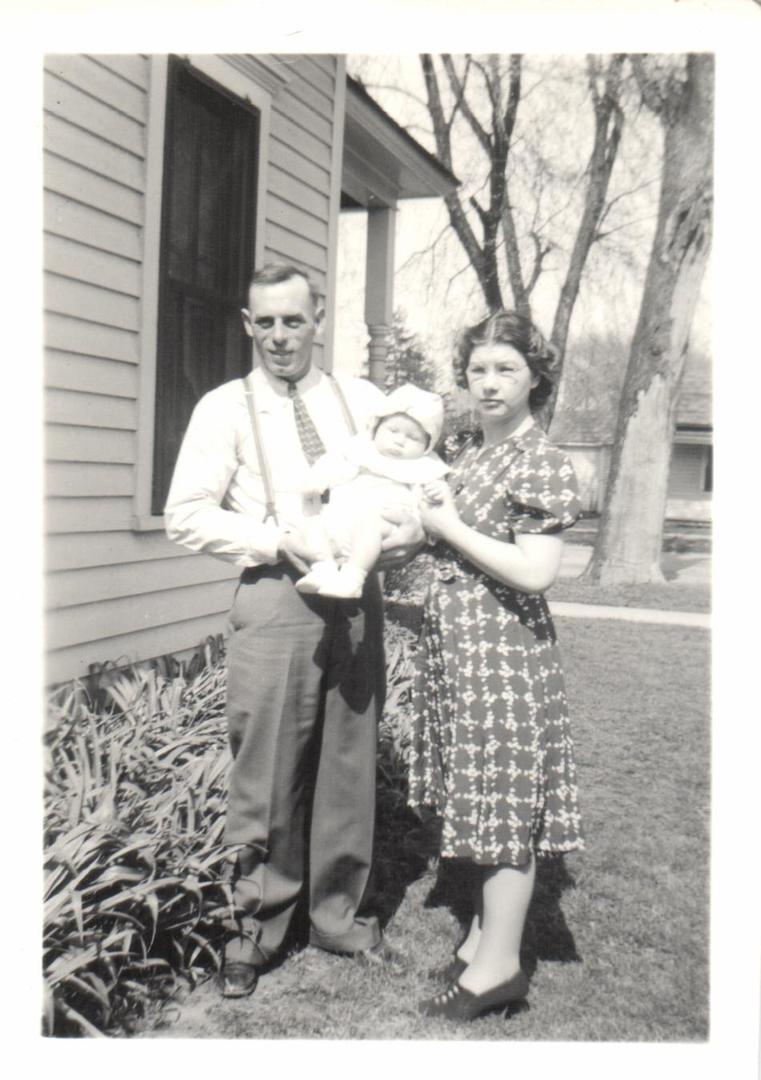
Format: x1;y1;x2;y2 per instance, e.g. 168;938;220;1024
145;616;710;1042
548;578;711;613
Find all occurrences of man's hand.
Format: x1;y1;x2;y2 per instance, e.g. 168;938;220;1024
377;504;426;571
277;529;327;575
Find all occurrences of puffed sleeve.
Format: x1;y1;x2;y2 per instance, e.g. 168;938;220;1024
505;443;582;535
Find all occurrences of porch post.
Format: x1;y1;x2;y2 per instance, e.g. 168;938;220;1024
364;205;396;388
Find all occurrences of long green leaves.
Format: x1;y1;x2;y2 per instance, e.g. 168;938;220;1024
44;657;234;1037
44;622;418;1037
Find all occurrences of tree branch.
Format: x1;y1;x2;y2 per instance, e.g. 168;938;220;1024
525;231;553;295
441;54;491;152
502;54;522;146
420;54;498;307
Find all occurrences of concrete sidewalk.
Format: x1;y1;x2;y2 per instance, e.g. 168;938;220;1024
549;599;710;629
553;543;711;628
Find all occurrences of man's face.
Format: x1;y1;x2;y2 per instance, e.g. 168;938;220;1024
242;275;323;382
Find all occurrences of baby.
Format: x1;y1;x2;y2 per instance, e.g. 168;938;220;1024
296;383;449;599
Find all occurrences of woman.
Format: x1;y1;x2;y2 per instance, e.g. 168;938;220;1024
409;310;583;1022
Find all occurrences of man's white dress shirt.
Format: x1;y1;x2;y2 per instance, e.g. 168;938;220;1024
165;365;386;568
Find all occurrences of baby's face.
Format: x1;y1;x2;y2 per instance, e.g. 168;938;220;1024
374;414;429;459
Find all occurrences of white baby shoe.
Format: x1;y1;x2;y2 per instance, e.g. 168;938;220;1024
315;564;367;599
295;560;339;594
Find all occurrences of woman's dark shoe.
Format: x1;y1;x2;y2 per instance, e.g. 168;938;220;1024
419;970;529;1022
427;956;467;983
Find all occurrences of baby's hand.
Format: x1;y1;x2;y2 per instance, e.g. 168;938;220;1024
422;479;451;506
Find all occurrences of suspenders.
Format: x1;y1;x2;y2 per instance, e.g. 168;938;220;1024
242;372;358;526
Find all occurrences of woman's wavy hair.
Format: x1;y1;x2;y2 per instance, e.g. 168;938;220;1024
453;310;558;410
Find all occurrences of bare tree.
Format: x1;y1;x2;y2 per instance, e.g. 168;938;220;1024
420;53;626;427
584;54;713;584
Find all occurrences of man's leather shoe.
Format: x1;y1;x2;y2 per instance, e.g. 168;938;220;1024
218;961;260;999
354;939;408;975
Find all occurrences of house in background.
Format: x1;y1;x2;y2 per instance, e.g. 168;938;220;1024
550;345;712;524
44;54;457;685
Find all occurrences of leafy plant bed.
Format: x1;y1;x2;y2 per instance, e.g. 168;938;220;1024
45;609;710;1040
44;648;236;1036
43;622;425;1037
141;616;710;1041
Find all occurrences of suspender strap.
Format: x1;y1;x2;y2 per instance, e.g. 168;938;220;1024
242;374;279;526
326;373;358;435
241;371;359;528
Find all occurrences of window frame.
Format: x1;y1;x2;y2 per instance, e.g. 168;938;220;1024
132;54;271;531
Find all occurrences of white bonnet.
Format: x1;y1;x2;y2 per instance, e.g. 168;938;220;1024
373;383;444;448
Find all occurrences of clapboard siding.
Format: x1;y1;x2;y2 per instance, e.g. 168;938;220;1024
44;113;146;191
309;55;336;75
46;579;237;650
47;613;230;686
270;111;333;172
46;312;140;364
45;52;340;682
46;461;134;499
46;495;135;534
266;221;327;275
267;165;330;222
272;100;334;157
45;154;144;222
298;55;336;98
45;274;141;333
46;388;137;430
46;424;135;465
45;350;139;399
46;55;148;122
272;95;333;150
44;70;145;158
282;73;334;122
45;235;142;297
45;191;143;261
48;553;238;610
269;137;331;197
47;530;194;572
84;54;149;90
268;194;329;248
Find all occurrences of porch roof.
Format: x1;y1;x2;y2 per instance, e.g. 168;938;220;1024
342;75;459;209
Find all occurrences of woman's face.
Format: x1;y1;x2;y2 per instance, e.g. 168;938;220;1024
466;343;539;424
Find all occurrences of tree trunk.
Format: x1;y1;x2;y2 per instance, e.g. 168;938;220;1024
584;55;713;584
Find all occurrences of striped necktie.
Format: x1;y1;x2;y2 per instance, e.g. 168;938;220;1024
286;380;326;464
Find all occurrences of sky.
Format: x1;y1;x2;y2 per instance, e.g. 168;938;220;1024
333;52;711;392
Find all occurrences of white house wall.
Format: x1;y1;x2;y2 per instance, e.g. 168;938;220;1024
44;53;342;684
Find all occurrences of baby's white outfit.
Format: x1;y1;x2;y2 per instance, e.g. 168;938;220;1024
297;432;449;598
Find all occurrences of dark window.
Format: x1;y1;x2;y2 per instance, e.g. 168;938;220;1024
703;445;713;494
152;57;259;514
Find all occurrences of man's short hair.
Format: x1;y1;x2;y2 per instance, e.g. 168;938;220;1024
248;263;322;310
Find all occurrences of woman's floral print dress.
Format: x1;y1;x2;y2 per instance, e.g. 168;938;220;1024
408;422;584;867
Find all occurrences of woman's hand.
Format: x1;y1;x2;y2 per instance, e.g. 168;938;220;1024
377;504;425;569
420;481;460;539
419;481;565;592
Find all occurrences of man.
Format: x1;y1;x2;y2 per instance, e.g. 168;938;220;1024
165;263;419;998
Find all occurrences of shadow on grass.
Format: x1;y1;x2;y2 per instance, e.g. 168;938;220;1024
267;741;581;985
368;754;440;929
422;854;581;977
